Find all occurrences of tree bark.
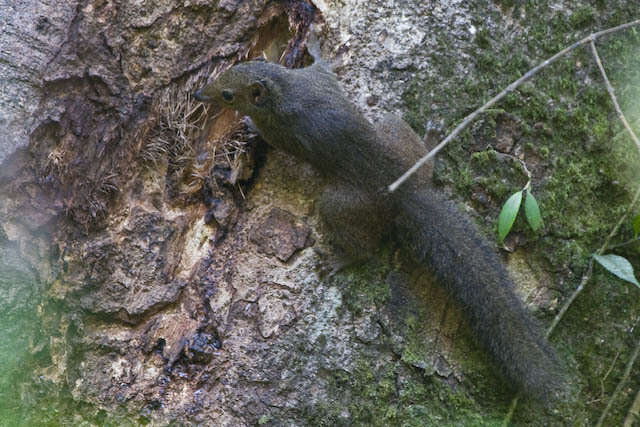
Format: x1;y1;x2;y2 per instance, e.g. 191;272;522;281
1;0;639;425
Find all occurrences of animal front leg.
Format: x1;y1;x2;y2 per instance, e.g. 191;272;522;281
317;183;390;275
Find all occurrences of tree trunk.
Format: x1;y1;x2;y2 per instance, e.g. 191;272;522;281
1;0;639;425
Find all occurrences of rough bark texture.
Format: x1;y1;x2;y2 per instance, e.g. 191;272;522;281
1;0;639;425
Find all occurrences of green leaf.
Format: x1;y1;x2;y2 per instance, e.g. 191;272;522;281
498;191;523;243
633;214;640;239
593;254;640;288
524;190;543;232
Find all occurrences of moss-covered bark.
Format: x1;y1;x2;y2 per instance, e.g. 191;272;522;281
399;2;640;425
1;0;639;425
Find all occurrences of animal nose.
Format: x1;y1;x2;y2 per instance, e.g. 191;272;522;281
193;89;208;102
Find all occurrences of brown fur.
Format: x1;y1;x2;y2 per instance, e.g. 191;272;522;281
195;59;564;399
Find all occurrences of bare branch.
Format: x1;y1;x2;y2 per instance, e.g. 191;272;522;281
388;19;640;193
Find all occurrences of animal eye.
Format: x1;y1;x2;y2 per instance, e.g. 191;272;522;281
222;90;233;102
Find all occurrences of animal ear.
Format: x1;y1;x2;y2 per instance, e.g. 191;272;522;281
249;80;268;106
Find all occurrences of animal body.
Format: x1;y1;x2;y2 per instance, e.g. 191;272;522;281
195;53;563;399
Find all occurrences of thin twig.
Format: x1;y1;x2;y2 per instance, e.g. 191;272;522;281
545;36;640;338
500;22;640;425
547;123;640;337
500;189;639;422
624;386;640;427
502;394;520;427
607;236;640;250
388;19;640;193
597;186;640;259
546;259;594;338
498;152;533;190
599;351;621;403
590;40;640;152
596;335;640;427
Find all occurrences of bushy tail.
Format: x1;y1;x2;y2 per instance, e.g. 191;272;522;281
394;188;563;398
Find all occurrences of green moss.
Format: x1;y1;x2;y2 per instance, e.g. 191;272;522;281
338;262;392;316
570;6;597;29
293;3;640;426
401;1;640;425
475;29;492;49
311;358;500;426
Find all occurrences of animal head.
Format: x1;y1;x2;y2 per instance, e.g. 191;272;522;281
194;61;283;116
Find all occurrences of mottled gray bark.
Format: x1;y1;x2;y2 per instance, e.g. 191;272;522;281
1;0;638;425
